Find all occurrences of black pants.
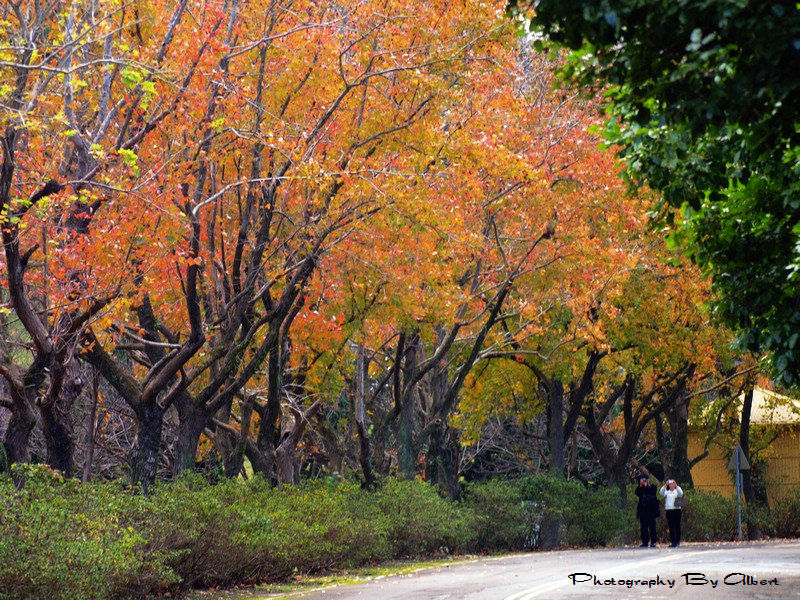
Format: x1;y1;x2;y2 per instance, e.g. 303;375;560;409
666;509;682;546
640;516;657;546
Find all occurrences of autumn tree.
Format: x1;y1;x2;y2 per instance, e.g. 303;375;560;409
72;0;564;488
299;32;642;494
447;124;757;496
2;0;758;496
0;0;198;474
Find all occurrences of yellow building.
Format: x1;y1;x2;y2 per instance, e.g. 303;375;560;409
688;388;800;504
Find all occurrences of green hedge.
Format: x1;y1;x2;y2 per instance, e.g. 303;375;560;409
625;487;784;544
671;488;738;542
461;479;532;551
762;489;800;538
0;467;475;599
0;465;176;600
377;479;473;556
621;486;740;544
462;475;628;550
1;466;797;599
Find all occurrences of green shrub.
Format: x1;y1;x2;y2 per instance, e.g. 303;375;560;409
0;465;177;600
243;480;390;578
461;479;534;551
678;489;738;541
0;471;481;598
516;475;628;549
140;474;255;588
741;500;772;539
4;467;789;600
564;485;627;548
768;489;800;538
135;476;394;586
375;479;474;556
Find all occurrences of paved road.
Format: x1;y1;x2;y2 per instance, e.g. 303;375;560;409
291;541;800;599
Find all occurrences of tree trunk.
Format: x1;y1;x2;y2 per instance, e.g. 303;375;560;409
174;396;209;475
583;407;630;509
740;387;762;540
655;415;670;474
353;345;375;488
397;336;418;479
664;395;694;485
252;342;282;483
275;432;297;486
131;404;166;492
397;396;416;479
356;419;375;488
539;381;565;550
425;421;461;500
224;392;254;479
245;442;272;478
253;434;277;482
2;361;46;468
613;470;628;509
82;368;99;482
40;404;74;476
40;359;83;477
314;414;344;475
3;404;36;465
547;381;565;473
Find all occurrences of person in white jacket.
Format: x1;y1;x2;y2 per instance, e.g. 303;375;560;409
660;479;684;547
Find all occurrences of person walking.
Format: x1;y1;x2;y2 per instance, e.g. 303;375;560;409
635;474;660;547
660;478;684;547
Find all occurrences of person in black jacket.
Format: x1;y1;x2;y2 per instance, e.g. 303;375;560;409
634;474;660;547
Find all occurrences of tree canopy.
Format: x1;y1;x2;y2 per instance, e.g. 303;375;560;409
516;0;800;384
0;0;756;497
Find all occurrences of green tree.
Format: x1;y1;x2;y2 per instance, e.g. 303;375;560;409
515;0;800;383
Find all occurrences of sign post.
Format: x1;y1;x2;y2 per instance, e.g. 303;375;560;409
727;444;751;541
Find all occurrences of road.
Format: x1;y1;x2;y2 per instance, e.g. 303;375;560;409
290;541;800;599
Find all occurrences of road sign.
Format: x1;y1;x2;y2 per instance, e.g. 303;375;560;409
727;444;750;540
727;444;751;471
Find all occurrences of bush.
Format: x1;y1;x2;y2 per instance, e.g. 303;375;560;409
138;475;392;586
516;474;628;549
768;489;800;538
139;474;258;588
564;485;628;547
241;479;390;577
0;465;177;600
0;470;482;597
2;468;793;599
678;489;738;541
461;479;534;551
376;479;474;556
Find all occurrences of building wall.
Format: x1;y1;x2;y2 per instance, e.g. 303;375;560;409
765;427;800;502
687;435;735;498
688;426;800;504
